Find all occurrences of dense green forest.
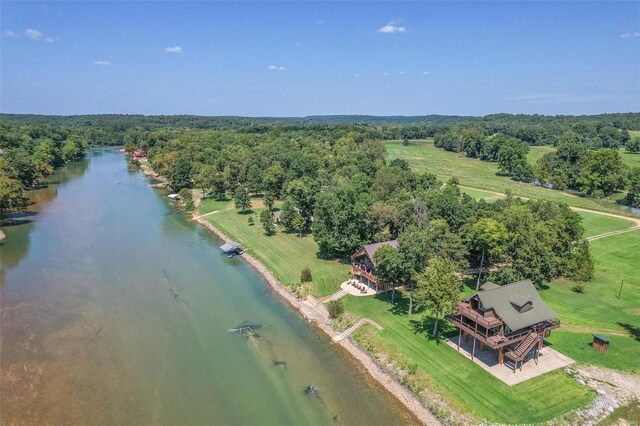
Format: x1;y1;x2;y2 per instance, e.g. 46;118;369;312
116;123;592;291
1;112;638;285
0;123;88;217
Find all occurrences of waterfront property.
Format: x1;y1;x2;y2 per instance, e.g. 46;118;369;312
351;240;398;291
446;280;561;372
220;241;244;257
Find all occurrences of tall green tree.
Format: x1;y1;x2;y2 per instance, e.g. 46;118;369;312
625;167;640;207
0;158;28;218
279;197;298;231
291;214;307;237
414;258;460;338
260;208;276;236
170;156;192;192
577;149;626;197
373;245;405;304
496;137;532;181
626;137;640;154
234;186;252;212
466;218;508;290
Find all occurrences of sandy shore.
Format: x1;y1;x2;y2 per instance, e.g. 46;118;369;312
193;214;441;425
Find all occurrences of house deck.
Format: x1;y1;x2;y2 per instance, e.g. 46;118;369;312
445;335;575;386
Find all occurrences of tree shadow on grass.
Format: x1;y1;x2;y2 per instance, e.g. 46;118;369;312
617;322;640;342
237;209;255;215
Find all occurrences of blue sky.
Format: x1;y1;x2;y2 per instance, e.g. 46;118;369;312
1;1;639;116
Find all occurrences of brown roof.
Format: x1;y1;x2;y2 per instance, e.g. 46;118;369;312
352;240;398;263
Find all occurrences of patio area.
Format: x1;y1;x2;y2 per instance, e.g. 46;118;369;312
340;279;378;297
445;335;575;386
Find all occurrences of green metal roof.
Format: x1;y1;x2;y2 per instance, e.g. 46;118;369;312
477;279;557;331
592;334;610;343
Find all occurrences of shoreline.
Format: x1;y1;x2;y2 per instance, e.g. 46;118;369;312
192;213;440;425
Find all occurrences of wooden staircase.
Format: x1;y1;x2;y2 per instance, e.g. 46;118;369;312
514;332;539;357
505;331;541;372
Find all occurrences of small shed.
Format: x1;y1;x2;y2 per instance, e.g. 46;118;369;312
220;242;244;257
592;334;610;352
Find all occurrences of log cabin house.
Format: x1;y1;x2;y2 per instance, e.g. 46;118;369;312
351;240;397;291
446;280;560;372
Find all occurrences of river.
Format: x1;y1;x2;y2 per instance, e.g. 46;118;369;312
0;149;415;425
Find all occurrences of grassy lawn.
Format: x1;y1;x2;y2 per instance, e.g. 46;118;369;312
386;140;633;215
201;202;350;297
527;145;556;164
545;330;639;372
542;230;640;337
198;197;235;215
576;211;636;238
621;150;640;168
344;292;594;424
460;187;503;201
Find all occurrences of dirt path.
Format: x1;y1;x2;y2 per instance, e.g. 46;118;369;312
561;324;630;337
460;185;640;241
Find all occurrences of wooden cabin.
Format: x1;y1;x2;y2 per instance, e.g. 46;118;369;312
220;242;244;257
351;240;398;291
446;280;560;371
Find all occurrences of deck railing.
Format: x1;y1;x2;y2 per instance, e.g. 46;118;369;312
456;303;502;328
353;264;378;284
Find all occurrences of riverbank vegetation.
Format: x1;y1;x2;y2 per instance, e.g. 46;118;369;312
0;123;88;217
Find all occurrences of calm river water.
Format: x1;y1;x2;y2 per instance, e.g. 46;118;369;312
0;149;414;425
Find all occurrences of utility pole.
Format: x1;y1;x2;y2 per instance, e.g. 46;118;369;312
617;279;624;299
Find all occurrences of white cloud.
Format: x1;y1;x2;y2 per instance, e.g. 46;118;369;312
267;65;286;71
620;32;640;38
5;31;20;38
45;37;56;43
25;28;43;40
399;71;405;75
377;19;407;34
423;71;429;75
93;60;111;66
164;46;183;54
317;19;326;25
383;72;390;76
353;73;360;78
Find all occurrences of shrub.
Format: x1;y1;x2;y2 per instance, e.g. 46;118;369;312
300;266;312;283
572;282;586;293
326;300;344;319
247;216;254;226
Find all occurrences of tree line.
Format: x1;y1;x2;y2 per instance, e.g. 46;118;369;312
0;123;88;217
432;120;640;205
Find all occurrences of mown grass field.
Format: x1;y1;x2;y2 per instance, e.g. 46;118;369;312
574;211;635;238
199;200;349;297
345;293;594;424
386;140;633;215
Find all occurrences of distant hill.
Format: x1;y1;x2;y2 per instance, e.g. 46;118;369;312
1;112;638;129
0;113;471;128
301;115;471;125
